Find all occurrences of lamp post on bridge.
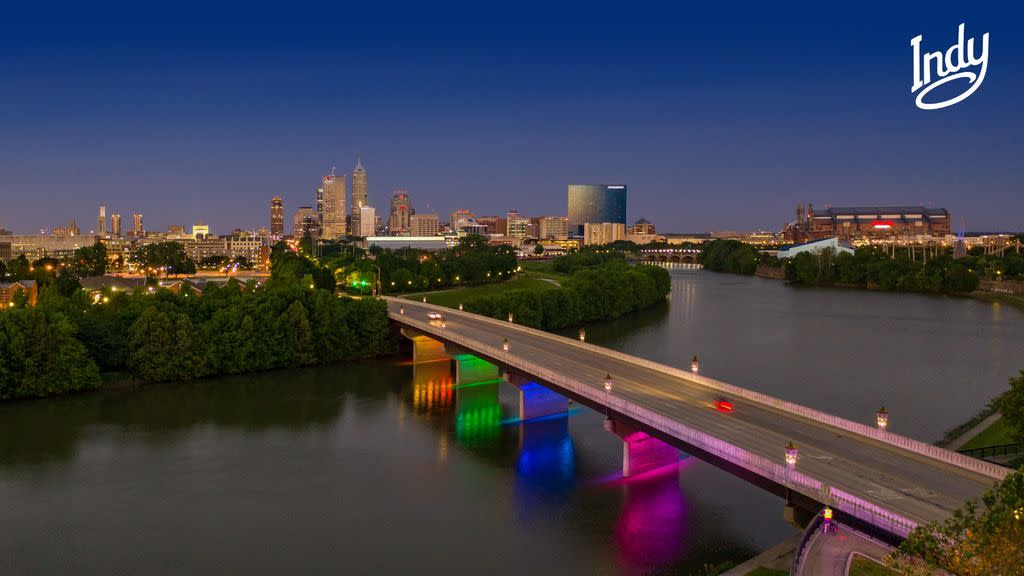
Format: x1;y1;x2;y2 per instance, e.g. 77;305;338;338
399;304;404;315
604;373;613;417
579;328;586;342
691;355;699;374
876;406;889;430
508;312;514;323
785;441;798;468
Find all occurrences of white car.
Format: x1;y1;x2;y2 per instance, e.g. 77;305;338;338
427;312;443;320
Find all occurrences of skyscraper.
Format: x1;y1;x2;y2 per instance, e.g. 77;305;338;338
352;158;368;210
97;206;107;236
320;172;347;238
567;184;627;236
270;196;284;236
358;205;376;237
111;213;122;237
132;213;144;237
293;206;318;237
389;190;411;235
351;158;368;234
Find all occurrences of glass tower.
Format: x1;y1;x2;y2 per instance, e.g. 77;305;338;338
567;184;627;235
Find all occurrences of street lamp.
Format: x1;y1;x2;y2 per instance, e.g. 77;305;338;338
508;312;514;323
579;328;586;342
422;297;427;303
399;304;405;315
876;406;889;430
691;355;700;374
459;303;464;311
785;441;798;467
604;373;613;393
502;337;510;352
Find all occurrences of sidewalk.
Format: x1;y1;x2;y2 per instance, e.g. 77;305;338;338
946;411;1002;451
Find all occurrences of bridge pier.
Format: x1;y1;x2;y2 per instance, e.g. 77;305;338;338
411;358;454;414
401;328;450;364
507;374;569;421
604;419;680;477
453;354;500;386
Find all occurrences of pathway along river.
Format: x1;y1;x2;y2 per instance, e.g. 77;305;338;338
2;269;1022;575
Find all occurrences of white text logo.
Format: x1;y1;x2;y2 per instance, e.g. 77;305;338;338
910;23;989;110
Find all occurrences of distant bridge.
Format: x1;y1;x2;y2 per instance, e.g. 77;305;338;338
639;248;701;264
387;297;1007;542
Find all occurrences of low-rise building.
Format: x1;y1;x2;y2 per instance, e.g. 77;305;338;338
776;237;855;259
0;280;38;307
583;222;626;246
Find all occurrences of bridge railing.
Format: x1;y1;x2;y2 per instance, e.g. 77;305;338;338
390;299;1009;483
390;306;920;537
958;442;1023;461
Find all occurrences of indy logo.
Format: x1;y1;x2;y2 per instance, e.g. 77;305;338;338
910;23;989;110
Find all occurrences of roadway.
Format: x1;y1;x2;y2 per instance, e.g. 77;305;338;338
387;298;1000;530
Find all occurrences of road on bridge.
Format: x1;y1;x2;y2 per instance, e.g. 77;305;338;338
388;299;1000;531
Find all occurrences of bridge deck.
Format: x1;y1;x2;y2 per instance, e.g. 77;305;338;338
387;298;1002;534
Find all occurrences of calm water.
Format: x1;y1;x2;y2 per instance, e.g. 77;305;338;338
1;270;1021;575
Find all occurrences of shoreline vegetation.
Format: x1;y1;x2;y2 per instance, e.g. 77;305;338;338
0;240;669;402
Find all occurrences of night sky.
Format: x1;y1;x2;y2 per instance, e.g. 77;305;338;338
1;3;1021;234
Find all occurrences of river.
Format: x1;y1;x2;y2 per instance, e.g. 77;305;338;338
1;269;1021;575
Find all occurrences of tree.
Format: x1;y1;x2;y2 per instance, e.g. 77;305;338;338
889;467;1024;575
72;241;108;277
134;242;197;277
1000;371;1024;443
533;244;545;255
0;307;101;400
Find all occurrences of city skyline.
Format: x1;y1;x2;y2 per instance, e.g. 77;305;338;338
1;4;1021;234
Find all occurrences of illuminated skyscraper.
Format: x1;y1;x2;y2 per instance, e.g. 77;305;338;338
320;171;347;238
97;206;107;236
351;158;368;235
294;206;318;237
568;184;627;235
389;190;411;235
270;196;285;236
358;205;376;237
132;213;144;237
111;213;122;237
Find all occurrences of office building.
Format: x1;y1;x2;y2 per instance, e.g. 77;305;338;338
476;216;506;235
132;213;144;237
351;158;368;234
320;172;347;238
537;216;569;240
270;196;285;236
52;220;80;236
358;205;376;237
111;213;122;237
507;210;528;240
410;213;440;237
293;206;318;237
167;225;186;235
583;222;626;246
449;209;475;228
628;218;655;235
0;242;10;262
568;184;627;235
192;223;210;239
389;190;412;235
97;206;107;236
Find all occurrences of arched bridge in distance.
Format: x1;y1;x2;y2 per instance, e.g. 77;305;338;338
639;248;701;263
385;297;1009;544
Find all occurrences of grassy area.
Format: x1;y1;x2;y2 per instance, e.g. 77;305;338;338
743;567;787;576
849;556;897;576
960;417;1017;450
517;260;570;282
401;275;559;309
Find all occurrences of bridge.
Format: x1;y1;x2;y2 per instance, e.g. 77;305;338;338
386;297;1009;542
639;247;701;264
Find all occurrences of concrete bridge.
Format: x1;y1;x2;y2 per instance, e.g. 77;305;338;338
386;297;1008;542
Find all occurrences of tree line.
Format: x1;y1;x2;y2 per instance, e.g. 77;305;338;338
462;260;671;330
0;260;395;401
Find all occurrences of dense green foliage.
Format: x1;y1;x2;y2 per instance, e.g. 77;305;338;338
325;235;518;294
783;248;980;294
999;371;1024;443
132;241;197;276
0;303;102;400
699;240;759;275
551;249;626;275
462;261;670;330
889;467;1023;575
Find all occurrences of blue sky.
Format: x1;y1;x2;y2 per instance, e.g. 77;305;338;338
1;2;1021;233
